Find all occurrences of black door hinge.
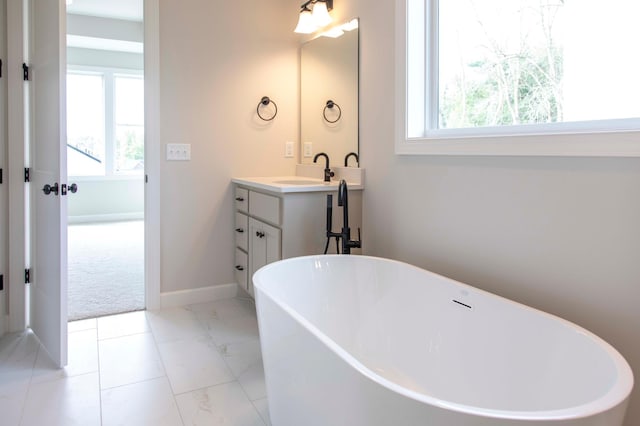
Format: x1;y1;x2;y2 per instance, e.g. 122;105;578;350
25;269;30;284
0;58;3;78
24;167;30;182
0;274;4;291
22;63;29;81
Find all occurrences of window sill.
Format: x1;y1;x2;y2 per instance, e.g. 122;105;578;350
395;130;640;157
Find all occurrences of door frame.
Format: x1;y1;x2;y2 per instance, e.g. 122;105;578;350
144;0;161;311
7;0;161;331
7;0;28;332
0;0;7;337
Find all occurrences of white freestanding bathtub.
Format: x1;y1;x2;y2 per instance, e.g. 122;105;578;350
253;255;633;426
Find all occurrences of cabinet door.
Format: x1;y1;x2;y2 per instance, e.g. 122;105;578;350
249;218;281;296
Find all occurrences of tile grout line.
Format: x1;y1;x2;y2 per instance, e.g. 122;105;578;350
182;301;268;426
146;310;187;426
211;303;268;426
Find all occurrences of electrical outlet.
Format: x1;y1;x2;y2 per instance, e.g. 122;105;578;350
303;142;313;157
166;143;191;161
285;141;294;158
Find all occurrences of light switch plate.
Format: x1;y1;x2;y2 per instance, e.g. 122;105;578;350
303;142;313;157
166;143;191;161
285;141;294;158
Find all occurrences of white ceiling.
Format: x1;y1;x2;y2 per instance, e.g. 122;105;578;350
67;0;143;22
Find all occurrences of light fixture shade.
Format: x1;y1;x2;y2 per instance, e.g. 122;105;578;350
311;1;332;28
294;9;317;34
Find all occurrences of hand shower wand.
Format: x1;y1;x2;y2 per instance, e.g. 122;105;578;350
324;194;342;254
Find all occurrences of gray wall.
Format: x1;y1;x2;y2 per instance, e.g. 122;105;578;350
67;178;144;221
158;0;300;293
67;47;143;70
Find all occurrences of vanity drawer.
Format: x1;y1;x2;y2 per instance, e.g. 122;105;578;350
235;248;248;291
235;212;249;251
249;191;280;225
235;187;249;212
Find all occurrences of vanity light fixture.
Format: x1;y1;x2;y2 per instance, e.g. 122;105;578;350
293;5;316;34
311;0;332;27
294;0;334;34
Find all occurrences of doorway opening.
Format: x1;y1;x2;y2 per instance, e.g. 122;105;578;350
66;1;145;321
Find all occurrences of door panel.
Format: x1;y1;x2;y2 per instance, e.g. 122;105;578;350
29;0;67;367
249;218;281;297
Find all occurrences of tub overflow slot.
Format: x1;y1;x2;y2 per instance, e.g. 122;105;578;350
453;300;472;309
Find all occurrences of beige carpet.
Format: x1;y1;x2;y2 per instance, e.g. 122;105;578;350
67;220;145;320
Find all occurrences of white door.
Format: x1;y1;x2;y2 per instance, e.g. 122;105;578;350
29;0;68;367
0;0;8;339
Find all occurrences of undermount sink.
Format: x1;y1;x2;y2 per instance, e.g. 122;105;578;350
272;179;325;185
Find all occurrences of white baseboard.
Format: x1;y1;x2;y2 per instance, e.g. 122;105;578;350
159;283;238;309
68;212;144;224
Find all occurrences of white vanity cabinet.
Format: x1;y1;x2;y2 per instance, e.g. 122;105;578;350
232;180;362;297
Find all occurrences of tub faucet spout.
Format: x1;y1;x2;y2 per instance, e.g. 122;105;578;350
338;179;361;254
314;152;334;182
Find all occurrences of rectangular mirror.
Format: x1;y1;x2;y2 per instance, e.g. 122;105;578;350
300;19;359;167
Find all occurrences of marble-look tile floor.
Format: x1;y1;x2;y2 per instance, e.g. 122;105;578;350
0;297;271;426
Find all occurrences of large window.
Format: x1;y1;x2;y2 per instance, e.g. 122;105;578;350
67;69;144;176
397;0;640;155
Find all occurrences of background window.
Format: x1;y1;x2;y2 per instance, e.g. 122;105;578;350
115;75;145;174
67;73;105;176
67;69;144;176
408;0;640;136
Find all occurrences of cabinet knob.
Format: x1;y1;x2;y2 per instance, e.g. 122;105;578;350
235;197;245;202
235;265;244;271
256;231;265;238
235;228;244;233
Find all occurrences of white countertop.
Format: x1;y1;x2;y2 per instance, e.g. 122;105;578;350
231;175;364;193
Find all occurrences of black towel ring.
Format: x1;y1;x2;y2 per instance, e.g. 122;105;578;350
323;100;342;123
257;96;278;121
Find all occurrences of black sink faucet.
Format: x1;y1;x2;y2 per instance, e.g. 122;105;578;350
344;152;359;167
338;179;362;254
313;152;335;182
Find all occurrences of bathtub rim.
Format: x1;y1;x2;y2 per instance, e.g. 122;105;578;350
253;254;634;422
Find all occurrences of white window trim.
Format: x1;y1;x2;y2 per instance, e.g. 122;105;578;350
394;0;640;157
